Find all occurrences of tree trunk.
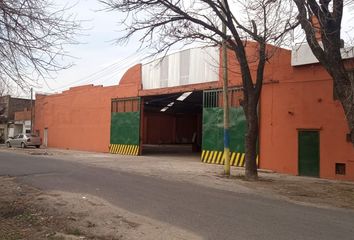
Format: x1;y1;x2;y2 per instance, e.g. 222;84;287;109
331;66;354;144
317;46;354;144
244;93;259;180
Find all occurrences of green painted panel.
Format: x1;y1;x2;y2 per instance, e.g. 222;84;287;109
110;112;140;145
202;107;246;152
229;107;246;153
202;108;224;151
298;131;319;177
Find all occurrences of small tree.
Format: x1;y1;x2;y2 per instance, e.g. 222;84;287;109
294;0;354;144
0;0;79;90
101;0;298;179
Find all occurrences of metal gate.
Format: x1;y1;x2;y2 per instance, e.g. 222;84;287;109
201;88;258;167
109;97;140;155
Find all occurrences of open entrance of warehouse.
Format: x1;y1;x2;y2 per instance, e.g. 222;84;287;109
108;88;252;166
141;91;203;156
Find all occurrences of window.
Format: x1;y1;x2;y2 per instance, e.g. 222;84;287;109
335;163;346;175
111;98;140;113
203;88;243;108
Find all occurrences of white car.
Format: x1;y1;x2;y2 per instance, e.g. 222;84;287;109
6;134;41;148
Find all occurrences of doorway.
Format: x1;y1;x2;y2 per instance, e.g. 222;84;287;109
298;130;320;177
43;128;48;147
110;98;140;155
142;91;203;156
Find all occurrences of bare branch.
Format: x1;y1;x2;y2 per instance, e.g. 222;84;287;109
294;0;354;143
0;0;80;90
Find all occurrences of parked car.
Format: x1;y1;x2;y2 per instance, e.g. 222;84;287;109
6;134;41;148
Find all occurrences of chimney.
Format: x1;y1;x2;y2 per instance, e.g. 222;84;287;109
311;15;344;48
311;15;322;42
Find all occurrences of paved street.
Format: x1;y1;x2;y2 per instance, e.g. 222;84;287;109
0;150;354;240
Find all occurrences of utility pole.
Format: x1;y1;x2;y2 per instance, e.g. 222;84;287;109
30;88;33;133
222;0;230;176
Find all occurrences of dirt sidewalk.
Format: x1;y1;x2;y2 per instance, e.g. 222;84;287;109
0;176;201;240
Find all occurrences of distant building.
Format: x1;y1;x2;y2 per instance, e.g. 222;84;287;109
14;108;33;135
0;95;34;143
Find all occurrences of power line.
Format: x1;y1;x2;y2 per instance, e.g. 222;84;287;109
50;51;145;91
94;57;144;85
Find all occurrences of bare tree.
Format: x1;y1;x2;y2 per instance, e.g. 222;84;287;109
100;0;298;179
294;0;354;144
0;0;79;90
0;78;10;96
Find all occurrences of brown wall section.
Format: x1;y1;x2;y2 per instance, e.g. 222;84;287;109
14;108;32;121
175;115;198;143
142;112;200;145
0;96;33;122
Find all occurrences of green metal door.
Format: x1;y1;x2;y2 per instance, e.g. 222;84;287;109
110;98;140;155
201;89;255;167
298;131;319;177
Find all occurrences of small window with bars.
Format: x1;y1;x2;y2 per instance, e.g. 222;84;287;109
203;88;243;108
335;163;346;175
111;98;140;113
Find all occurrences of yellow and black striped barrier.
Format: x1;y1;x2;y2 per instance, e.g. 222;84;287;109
109;144;139;156
201;150;258;167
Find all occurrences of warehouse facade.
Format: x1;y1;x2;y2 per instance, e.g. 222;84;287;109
34;43;354;181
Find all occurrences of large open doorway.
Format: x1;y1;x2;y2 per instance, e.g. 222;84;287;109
141;91;203;156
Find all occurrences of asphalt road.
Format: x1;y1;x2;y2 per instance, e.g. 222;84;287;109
0;151;353;240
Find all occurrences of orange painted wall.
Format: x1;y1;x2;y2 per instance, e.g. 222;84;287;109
34;64;141;153
34;44;354;181
224;43;289;87
257;52;354;181
224;44;354;181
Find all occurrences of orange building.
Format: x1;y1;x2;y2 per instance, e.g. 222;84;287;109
34;44;354;181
